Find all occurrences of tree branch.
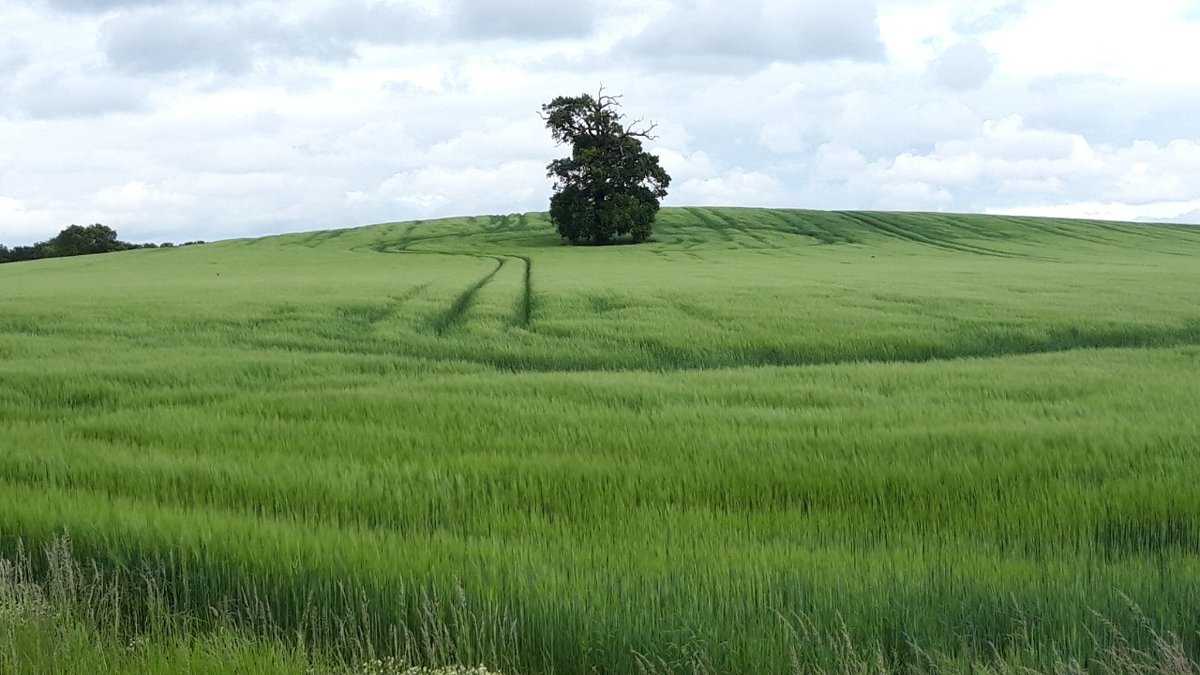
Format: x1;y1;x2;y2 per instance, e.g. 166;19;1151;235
624;117;659;140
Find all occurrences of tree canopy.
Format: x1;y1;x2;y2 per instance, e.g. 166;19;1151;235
48;224;123;257
542;91;671;245
0;225;202;264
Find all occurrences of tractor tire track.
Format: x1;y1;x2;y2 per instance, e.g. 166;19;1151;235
511;255;534;330
358;232;534;335
835;211;1029;259
430;257;507;336
764;210;858;245
687;208;735;241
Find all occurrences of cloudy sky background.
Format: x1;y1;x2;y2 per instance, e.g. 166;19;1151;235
2;0;1199;245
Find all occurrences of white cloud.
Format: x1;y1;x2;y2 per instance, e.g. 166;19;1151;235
815;143;868;173
93;180;194;213
877;181;954;209
1105;139;1200;203
989;0;1200;84
993;200;1200;223
673;170;788;207
0;196;59;243
368;161;550;216
953;0;1027;34
654;143;788;207
842;115;1200;216
653;147;718;182
423;117;555;168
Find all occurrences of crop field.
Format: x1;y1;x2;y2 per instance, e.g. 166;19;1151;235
2;208;1200;673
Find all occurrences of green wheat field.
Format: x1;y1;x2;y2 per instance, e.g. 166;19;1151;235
2;208;1200;674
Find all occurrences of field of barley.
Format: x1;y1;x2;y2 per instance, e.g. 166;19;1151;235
2;208;1199;674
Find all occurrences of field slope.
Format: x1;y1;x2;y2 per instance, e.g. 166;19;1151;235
2;208;1200;674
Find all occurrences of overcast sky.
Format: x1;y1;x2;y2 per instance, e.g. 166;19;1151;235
2;0;1199;245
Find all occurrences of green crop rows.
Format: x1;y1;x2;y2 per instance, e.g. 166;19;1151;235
2;208;1199;673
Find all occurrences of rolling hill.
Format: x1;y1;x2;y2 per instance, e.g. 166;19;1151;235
2;208;1199;674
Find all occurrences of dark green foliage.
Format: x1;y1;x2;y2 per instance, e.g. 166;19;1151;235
48;223;125;257
0;242;50;263
542;92;671;245
0;224;192;264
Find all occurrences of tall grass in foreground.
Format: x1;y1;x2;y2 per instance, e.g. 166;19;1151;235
0;536;510;674
2;537;1197;674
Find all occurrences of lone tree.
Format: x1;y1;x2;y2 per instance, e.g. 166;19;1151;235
542;90;671;245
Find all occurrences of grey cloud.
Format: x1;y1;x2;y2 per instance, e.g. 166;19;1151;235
99;2;430;75
41;0;179;12
450;0;597;40
623;0;884;71
1025;75;1200;146
101;9;255;74
0;39;31;74
5;67;148;119
92;0;593;79
930;40;994;91
0;40;30;105
1162;210;1200;225
300;2;431;51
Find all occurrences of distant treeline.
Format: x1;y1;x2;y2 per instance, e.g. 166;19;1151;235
0;224;204;264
